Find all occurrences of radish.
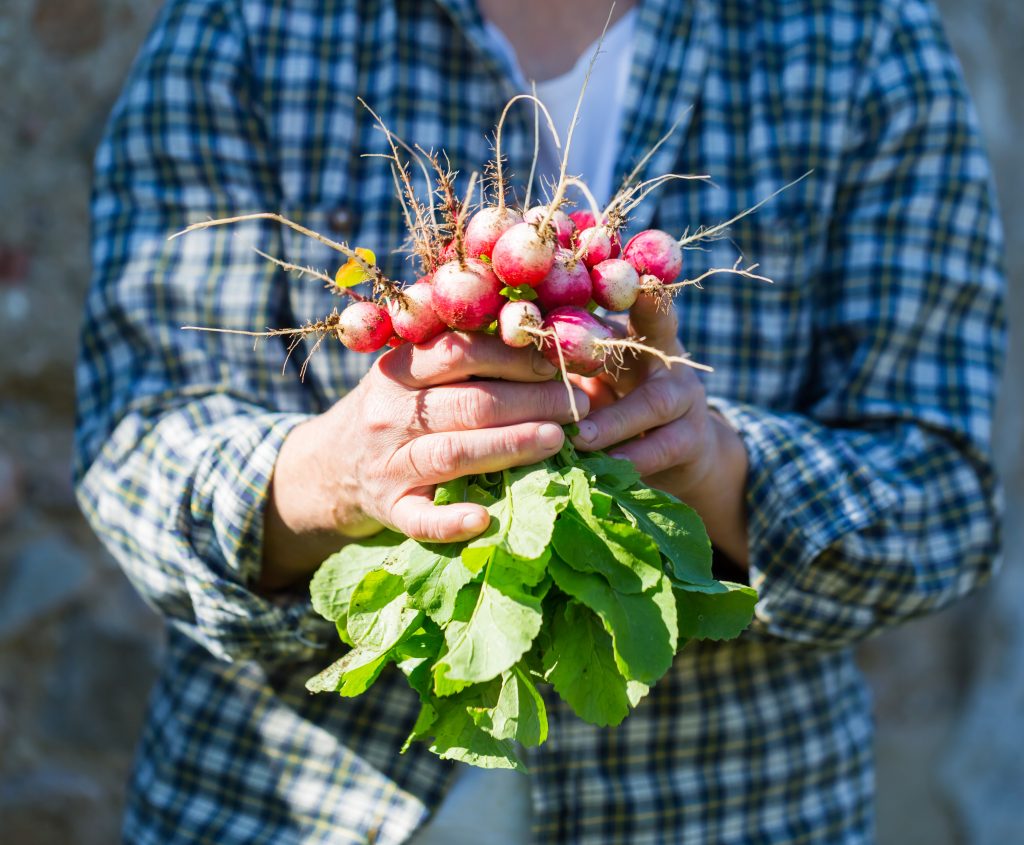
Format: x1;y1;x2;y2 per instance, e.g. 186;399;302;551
498;300;543;348
590;259;641;312
464;207;522;259
622;229;682;284
534;249;593;311
491;222;556;287
524;205;574;248
568;210;597;232
387;279;446;344
541;306;614;375
577;227;613;268
438;240;459;264
431;258;506;331
336;301;393;352
569;211;620;260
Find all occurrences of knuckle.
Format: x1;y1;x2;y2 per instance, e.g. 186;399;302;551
667;423;697;466
546;382;581;419
426;436;464;478
454;388;496;430
432;332;469;372
643;385;680;424
604;403;630;442
504;425;535;457
648;437;680;473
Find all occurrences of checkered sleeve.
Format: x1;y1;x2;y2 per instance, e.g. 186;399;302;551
72;0;326;664
710;0;1006;648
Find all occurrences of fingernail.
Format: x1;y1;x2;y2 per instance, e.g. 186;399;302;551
609;452;629;462
577;421;598;443
537;423;564;449
532;352;557;376
461;511;489;533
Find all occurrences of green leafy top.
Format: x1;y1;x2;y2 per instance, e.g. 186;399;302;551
307;439;757;770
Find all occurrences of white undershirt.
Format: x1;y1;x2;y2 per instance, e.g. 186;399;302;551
487;9;637;206
407;13;637;845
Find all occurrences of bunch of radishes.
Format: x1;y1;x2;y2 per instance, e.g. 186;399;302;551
334;200;697;382
174;88;795;389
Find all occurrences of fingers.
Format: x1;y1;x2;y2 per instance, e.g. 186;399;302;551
572;372;699;452
568;374;619;413
390;490;492;543
378;331;557;388
605;416;707;478
397;422;565;485
628;291;684;354
410;381;590;434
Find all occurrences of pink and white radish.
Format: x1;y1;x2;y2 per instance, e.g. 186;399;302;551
622;229;683;284
534;249;593;311
569;211;620;259
491;222;556;287
431;258;505;331
577;227;613;268
524;205;574;248
590;259;641;312
464;206;523;259
540;304;710;380
336;301;394;352
498;300;544;348
387;279;446;344
569;210;597;232
541;306;615;375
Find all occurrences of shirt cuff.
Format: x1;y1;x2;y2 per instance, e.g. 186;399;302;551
182;409;338;663
706;396;898;645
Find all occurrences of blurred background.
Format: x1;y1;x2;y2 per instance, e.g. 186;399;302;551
0;0;1020;842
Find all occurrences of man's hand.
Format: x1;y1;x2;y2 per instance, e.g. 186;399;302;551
261;333;587;589
569;293;751;567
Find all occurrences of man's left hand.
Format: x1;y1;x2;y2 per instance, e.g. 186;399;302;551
569;293;751;567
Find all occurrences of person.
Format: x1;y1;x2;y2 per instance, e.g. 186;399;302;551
73;0;1006;841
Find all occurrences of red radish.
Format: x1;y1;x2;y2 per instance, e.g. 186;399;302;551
336;301;393;352
464;207;522;259
590;259;641;312
569;212;620;258
524;205;575;248
491;222;556;287
541;306;614;375
622;229;683;284
386;279;446;344
577;227;613;268
439;240;458;263
498;300;543;348
569;210;597;231
534;249;593;311
431;258;505;331
386;335;409;348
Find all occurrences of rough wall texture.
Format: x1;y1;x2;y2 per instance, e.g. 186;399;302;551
0;0;1019;842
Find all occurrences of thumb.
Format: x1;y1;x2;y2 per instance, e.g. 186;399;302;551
628;289;683;355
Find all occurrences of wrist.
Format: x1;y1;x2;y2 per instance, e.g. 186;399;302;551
260;414;380;592
650;408;750;569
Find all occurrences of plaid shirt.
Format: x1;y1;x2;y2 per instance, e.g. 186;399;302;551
74;0;1006;841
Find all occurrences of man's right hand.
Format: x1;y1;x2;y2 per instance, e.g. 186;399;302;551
260;332;588;590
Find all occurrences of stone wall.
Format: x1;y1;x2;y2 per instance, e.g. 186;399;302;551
0;1;1019;842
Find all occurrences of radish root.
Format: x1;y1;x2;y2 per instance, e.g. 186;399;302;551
596;336;714;374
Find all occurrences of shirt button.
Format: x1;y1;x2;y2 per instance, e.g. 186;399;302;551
327;208;352;234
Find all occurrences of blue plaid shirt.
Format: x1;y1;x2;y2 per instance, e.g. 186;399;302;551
74;0;1006;841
